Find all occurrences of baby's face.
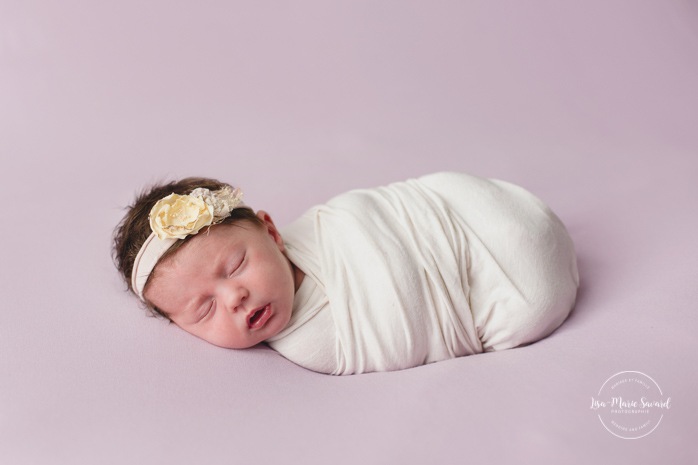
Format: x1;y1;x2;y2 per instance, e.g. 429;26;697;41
144;213;299;349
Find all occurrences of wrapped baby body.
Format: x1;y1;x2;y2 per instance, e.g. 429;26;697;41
266;172;579;375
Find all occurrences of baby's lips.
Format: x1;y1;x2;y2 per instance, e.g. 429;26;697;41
247;304;271;329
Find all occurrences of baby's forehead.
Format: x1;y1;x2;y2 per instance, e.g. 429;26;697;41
146;243;212;301
146;225;252;300
157;224;250;269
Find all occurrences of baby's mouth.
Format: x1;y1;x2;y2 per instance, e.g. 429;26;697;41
247;304;271;329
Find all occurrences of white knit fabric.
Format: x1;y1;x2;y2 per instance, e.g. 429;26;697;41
267;172;579;375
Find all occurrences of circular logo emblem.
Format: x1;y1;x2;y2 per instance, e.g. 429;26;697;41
591;371;671;439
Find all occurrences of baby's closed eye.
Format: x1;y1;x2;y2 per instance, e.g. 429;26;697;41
227;253;246;277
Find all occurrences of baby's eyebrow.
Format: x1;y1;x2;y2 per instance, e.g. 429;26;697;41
217;244;243;273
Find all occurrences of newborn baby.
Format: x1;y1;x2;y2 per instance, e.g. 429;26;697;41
113;172;579;375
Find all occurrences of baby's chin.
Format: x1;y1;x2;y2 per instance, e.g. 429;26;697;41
187;329;257;350
205;337;259;350
204;325;287;350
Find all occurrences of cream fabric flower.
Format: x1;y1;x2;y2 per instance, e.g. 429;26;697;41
149;193;214;240
148;186;244;240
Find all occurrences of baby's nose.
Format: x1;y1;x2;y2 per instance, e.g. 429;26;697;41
218;282;249;313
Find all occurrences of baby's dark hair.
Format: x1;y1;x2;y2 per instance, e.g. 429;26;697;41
112;177;264;319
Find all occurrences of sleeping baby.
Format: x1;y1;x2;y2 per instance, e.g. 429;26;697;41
112;172;579;375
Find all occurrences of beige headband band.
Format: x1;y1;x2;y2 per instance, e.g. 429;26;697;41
131;233;177;300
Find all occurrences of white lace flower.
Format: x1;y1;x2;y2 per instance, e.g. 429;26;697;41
191;186;244;220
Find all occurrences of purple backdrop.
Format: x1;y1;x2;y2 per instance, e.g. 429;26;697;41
1;1;696;464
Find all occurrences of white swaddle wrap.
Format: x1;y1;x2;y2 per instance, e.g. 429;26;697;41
267;172;579;375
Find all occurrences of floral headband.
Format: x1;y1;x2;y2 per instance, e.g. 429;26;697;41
131;186;244;300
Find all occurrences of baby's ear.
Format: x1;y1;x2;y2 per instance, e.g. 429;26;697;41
256;210;285;250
